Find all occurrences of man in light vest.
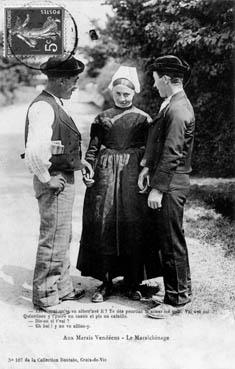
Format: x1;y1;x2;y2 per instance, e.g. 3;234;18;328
25;56;93;312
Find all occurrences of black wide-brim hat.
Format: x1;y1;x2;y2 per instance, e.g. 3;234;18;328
40;56;85;77
147;55;191;85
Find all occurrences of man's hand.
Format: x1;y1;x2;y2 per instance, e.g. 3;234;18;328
48;174;66;193
81;159;94;179
148;188;163;209
138;167;150;192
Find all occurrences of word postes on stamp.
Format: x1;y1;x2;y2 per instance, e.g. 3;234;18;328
4;7;64;57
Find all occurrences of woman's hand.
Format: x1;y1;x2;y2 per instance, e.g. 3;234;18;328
138;167;150;193
81;159;95;187
81;159;94;179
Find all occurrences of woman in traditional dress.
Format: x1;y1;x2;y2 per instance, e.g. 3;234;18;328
77;66;161;302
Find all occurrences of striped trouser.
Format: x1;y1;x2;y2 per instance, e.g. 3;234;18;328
33;175;75;307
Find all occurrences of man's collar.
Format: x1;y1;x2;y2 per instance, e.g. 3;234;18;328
165;88;184;103
44;90;63;106
159;89;185;112
158;90;185;117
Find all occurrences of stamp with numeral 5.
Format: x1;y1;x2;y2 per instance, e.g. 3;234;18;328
4;7;64;57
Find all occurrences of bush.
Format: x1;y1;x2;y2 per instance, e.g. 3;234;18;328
189;182;235;220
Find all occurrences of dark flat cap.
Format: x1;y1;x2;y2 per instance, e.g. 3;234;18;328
147;55;191;85
148;55;190;74
40;56;85;77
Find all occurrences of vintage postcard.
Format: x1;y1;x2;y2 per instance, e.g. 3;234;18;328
0;1;234;369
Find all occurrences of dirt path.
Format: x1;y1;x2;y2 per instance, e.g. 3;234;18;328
0;93;234;369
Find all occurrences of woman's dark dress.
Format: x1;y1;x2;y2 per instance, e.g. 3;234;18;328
77;105;162;285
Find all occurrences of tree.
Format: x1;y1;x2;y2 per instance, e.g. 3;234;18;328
99;0;234;177
0;31;37;105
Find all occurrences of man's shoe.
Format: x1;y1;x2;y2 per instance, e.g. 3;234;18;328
34;304;69;315
146;303;187;319
61;289;85;301
125;284;160;301
127;289;142;301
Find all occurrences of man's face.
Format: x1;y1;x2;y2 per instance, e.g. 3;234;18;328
60;75;80;99
112;84;135;108
153;71;167;98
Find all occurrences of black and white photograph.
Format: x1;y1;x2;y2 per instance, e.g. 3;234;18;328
0;0;234;368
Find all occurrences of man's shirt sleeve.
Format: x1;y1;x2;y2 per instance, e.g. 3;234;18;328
25;101;54;183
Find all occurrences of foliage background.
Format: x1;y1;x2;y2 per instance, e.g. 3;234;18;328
0;1;234;177
84;0;234;177
0;31;37;106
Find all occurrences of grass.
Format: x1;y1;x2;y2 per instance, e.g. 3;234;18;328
183;195;235;313
185;198;235;257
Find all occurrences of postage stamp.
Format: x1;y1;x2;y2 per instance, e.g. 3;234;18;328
4;7;64;57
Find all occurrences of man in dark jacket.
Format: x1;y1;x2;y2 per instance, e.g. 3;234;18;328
25;57;93;312
138;55;195;318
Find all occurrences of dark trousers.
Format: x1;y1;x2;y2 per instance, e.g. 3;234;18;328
157;175;191;306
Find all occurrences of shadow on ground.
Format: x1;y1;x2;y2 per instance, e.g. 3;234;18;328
0;265;33;308
0;264;160;312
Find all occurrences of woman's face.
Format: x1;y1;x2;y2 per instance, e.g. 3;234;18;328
112;84;135;108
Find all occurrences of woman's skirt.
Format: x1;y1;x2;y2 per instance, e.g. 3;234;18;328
77;147;162;282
